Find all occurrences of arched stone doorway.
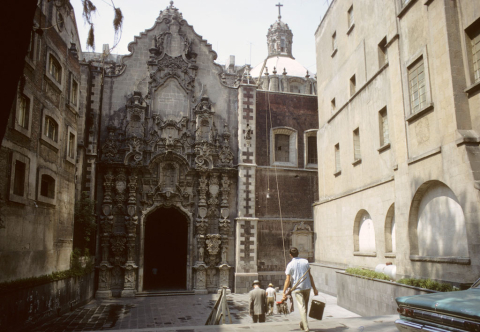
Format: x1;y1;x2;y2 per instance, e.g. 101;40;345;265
143;207;188;290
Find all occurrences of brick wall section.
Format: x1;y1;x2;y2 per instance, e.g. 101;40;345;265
255;168;318;218
255;91;318;167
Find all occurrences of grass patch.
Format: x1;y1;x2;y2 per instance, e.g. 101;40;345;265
345;267;458;292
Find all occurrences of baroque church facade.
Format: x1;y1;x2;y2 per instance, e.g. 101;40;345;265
79;2;318;297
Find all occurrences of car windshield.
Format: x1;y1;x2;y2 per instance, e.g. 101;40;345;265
472;278;480;289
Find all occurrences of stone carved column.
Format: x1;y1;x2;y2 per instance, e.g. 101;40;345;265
96;170;115;299
194;264;207;294
122;173;138;297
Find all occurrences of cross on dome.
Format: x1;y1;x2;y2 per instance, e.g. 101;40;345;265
276;2;283;20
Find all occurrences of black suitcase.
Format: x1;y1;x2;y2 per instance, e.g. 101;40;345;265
309;300;325;320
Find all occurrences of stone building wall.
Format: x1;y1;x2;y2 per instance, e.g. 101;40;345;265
0;2;83;282
314;0;480;285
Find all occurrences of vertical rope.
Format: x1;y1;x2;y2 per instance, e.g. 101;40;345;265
266;90;287;269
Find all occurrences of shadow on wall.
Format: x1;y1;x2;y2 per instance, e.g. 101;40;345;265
407;178;474;283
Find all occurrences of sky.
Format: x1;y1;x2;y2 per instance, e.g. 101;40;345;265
71;0;330;74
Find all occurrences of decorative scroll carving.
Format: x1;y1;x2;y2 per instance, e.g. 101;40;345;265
220;174;230;207
206;234;221;266
102;127;118;163
110;233;127;266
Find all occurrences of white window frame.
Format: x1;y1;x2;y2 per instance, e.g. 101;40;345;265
14;89;34;138
66;126;77;164
271;127;298;167
304;129;318;168
37;168;57;205
9;152;30;205
41;108;61;150
46;51;63;90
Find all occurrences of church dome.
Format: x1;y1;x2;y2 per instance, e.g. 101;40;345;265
250;56;309;78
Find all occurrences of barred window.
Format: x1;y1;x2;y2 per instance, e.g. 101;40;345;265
408;58;426;113
472;28;480;82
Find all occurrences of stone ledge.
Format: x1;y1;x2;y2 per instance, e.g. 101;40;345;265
398;0;418;19
465;80;480;96
407;146;441;165
331;48;337;58
405;103;434;123
346;23;355;35
378;143;391;153
409;255;471;265
352;158;362;166
313;175;394;206
353;251;377;257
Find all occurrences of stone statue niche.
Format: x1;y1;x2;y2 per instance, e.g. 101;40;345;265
291;222;314;261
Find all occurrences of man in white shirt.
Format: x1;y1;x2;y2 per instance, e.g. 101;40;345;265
265;283;276;315
282;247;318;332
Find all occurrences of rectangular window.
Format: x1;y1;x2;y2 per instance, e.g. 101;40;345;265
379;108;389;146
331;98;336;113
408;57;426;113
471;26;480;83
281;38;286;52
275;134;290;162
378;37;388;67
27;31;35;60
353;128;361;160
13;160;26;196
348;6;354;28
350;74;356;96
335;143;340;172
68;132;75;159
40;174;55;199
332;32;337;51
49;55;62;84
307;136;318;164
71;78;78;106
17;94;30;129
45;116;58;142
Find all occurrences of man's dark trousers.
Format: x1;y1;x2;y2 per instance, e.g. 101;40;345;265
252;314;266;323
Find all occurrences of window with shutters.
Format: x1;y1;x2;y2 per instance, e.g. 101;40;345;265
353;128;361;161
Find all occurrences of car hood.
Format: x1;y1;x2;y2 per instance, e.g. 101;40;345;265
396;289;480;321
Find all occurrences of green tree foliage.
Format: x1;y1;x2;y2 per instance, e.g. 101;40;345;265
73;192;96;254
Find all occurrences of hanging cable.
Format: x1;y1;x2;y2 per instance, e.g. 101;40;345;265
266;89;287;269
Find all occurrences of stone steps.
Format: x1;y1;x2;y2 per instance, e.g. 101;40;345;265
135;290;195;297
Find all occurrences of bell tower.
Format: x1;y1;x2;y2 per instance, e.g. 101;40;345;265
267;3;294;58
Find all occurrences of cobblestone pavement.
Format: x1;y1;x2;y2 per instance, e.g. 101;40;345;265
31;291;360;331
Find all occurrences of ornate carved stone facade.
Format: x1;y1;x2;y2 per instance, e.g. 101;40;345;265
80;2;318;297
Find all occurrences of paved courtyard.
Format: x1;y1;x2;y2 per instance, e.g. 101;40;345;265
31;291;361;331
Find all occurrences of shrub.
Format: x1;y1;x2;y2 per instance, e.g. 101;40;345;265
347;269;457;292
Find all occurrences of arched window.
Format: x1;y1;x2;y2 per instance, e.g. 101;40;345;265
354;210;376;253
385;204;395;254
408;181;469;259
